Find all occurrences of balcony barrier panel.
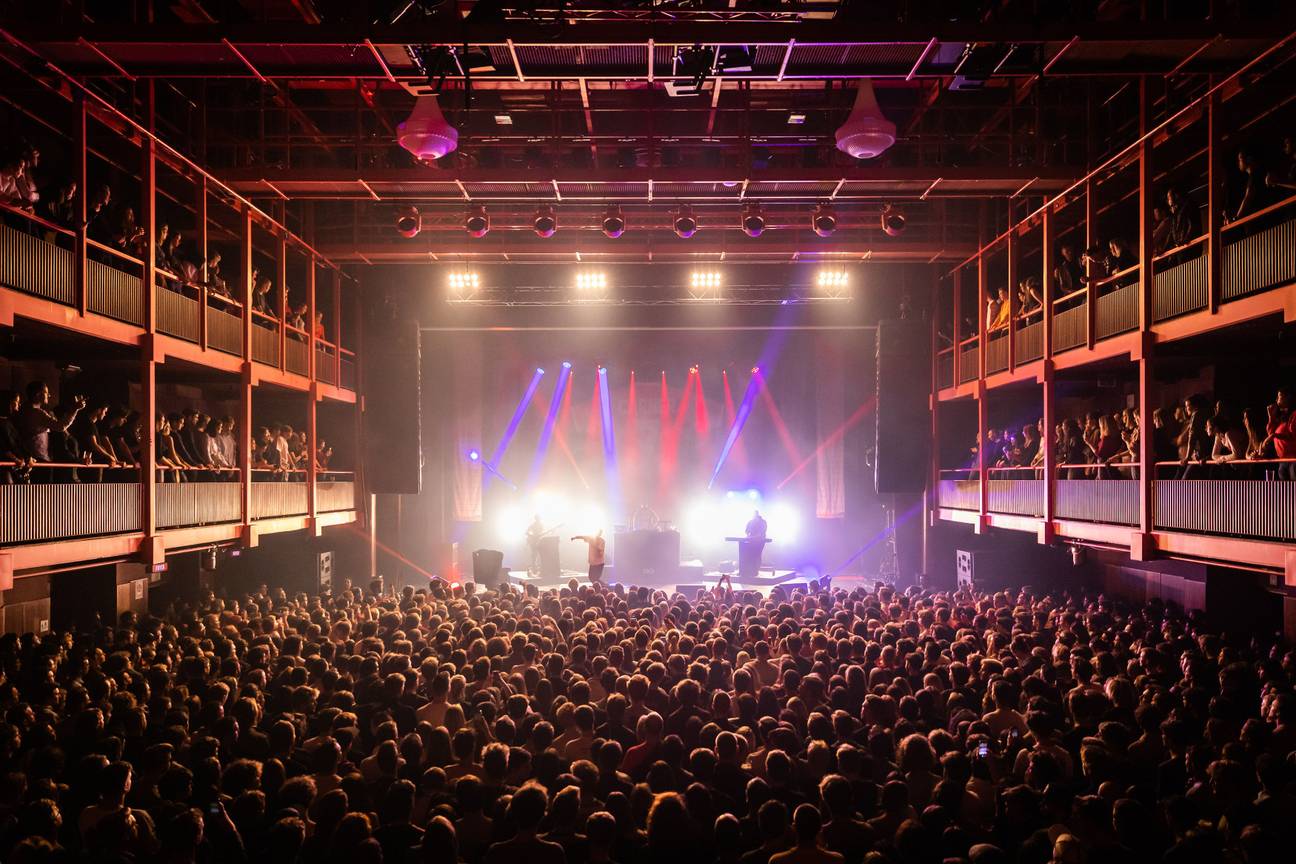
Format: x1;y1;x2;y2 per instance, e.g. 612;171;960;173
1095;283;1138;339
1155;479;1296;542
1052;302;1087;352
252;481;308;519
985;333;1009;374
1015;319;1043;363
1153;251;1208;321
958;342;978;384
317;480;355;512
207;303;243;356
157;284;199;343
285;335;309;376
156;481;242;528
1222;212;1296;301
341;355;357;390
1055;478;1139;525
316;348;337;384
0;221;75;306
937;477;980;510
987;477;1043;516
88;258;144;325
0;482;140;545
252;321;280;366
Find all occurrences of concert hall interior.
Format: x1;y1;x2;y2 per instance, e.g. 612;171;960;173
3;3;1296;864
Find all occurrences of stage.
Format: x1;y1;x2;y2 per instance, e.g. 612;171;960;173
501;566;873;596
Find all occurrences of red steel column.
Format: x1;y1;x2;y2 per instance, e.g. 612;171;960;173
141;81;158;541
74;94;88;318
240;209;254;529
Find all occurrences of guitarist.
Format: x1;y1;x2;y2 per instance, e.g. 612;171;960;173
526;515;546;575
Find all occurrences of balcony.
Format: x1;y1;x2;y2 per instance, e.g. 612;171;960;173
285;331;309;376
958;340;979;384
1221;199;1296;302
1015;316;1043;364
937;349;955;390
0;217;76;307
317;478;356;513
986;469;1043;517
937;471;979;510
1052;291;1087;353
1152;240;1208;322
156;480;242;529
1;479;140;545
985;332;1009;375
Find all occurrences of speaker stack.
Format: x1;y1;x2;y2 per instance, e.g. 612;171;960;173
874;318;932;495
363;317;422;495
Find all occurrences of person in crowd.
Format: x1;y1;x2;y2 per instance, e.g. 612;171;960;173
1166;187;1201;249
252;277;274;316
41;180;77;228
1053;243;1083;294
85;183;112;239
1178;394;1212;479
1209;413;1250;473
1228;147;1265;222
0;153;32;210
16;143;41;211
1262;385;1296;480
986;286;1011;332
206;251;230;297
1151;204;1172;256
1016;276;1042;317
0;389;34;483
19;381;85;482
114;206;145;254
315;311;327;342
157;413;187;482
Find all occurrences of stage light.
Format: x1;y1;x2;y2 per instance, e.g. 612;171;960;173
602;205;625;238
816;268;850;295
812;204;837;237
575;270;608;294
673;205;698;239
751;366;760;373
768;502;801;543
690;365;698;373
747;489;760;501
493;113;513;125
395;205;420;238
562;361;572;369
465;205;490;238
397;94;458;161
881;204;906;237
787;112;807;125
741;202;765;238
689;269;722;299
467;449;481;462
447;270;480;301
835;81;895;160
536;367;545;374
533;205;557;238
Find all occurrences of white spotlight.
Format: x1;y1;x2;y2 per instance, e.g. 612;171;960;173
447;270;480;301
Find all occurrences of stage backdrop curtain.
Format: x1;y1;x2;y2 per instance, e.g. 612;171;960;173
452;339;483;522
816;340;846;518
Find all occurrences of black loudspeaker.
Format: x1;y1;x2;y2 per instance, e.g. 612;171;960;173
363;317;422;494
472;549;505;589
874;318;932;494
317;551;334;592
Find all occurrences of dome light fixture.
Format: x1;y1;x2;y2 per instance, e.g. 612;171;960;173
397;94;459;162
835;81;896;160
533;205;557;238
673;204;698;239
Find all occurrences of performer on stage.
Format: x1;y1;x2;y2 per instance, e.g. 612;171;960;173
571;529;606;584
525;515;545;574
746;509;768;541
741;509;769;579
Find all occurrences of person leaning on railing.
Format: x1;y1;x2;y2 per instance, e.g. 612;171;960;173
1;389;35;483
1262;386;1296;480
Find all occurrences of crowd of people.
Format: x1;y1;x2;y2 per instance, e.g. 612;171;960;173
0;140;329;344
1;379;338;484
966;385;1295;480
0;574;1292;864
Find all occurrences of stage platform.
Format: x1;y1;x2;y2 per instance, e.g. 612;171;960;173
502;568;878;596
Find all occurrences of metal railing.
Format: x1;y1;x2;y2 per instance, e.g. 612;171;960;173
1094;277;1139;339
87;251;144;325
317;477;356;512
0;210;76;306
985;332;1009;375
958;339;978;384
251;311;280;366
1152;237;1208;322
1055;477;1140;525
316;342;337;385
1015;316;1043;363
206;295;244;356
937;471;980;510
985;468;1043;516
1052;291;1088;352
156;481;242;528
1221;195;1296;302
285;330;310;376
937;349;955;389
251;479;308;519
156;276;200;342
1154;474;1296;542
341;350;357;390
0;481;140;545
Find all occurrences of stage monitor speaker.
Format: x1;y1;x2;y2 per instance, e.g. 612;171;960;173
317;551;334;593
363;316;422;494
472;549;505;589
875;318;932;494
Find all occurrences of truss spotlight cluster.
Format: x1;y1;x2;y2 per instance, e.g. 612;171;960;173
575;270;608;298
447;270;480;301
465;205;489;238
812;204;837;237
395;205;420;238
689;269;722;299
602;205;625;238
741;202;766;238
816;268;850;298
673;204;698;239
